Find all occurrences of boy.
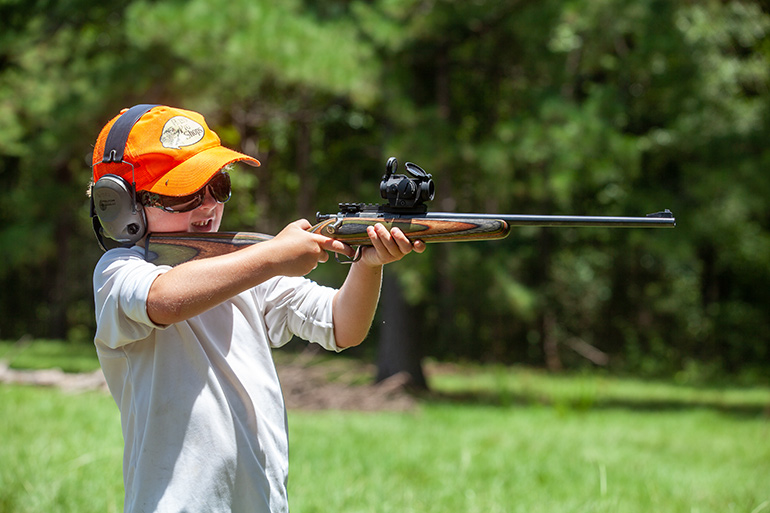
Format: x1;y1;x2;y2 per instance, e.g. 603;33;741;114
91;105;424;512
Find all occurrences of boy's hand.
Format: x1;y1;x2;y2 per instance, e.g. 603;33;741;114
266;221;423;277
268;219;356;276
357;223;426;268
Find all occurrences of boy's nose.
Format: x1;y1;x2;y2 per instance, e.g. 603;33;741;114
201;186;218;206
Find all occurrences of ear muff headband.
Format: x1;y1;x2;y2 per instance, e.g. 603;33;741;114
102;103;159;166
91;104;159;251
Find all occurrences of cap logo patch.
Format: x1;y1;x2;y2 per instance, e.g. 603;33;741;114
160;116;205;149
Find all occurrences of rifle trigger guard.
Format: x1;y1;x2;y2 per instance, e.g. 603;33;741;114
335;246;363;264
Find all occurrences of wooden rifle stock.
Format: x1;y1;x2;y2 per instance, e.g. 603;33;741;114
146;231;274;266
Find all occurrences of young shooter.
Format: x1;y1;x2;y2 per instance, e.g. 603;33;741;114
90;105;425;512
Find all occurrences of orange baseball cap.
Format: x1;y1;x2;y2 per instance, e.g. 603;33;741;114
92;105;260;196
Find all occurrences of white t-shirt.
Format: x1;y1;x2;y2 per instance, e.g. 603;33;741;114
93;246;341;513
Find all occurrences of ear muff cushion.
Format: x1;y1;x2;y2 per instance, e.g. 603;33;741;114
91;175;146;245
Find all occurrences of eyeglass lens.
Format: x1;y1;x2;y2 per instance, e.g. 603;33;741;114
146;171;231;213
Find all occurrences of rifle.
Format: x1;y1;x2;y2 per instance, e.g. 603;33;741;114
146;158;675;266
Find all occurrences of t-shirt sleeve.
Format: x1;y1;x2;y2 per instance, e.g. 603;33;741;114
93;247;169;349
261;276;341;352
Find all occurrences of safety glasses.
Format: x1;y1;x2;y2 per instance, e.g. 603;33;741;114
140;171;231;213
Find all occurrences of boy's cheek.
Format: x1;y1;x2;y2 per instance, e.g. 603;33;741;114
145;203;223;233
145;208;191;233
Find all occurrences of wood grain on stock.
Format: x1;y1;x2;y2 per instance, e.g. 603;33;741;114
308;216;511;245
147;231;274;266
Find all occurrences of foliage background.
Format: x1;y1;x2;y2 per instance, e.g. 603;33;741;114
1;0;769;380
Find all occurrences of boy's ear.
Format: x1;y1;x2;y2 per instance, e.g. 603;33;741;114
90;174;147;251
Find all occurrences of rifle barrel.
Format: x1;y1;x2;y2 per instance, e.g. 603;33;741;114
428;210;676;228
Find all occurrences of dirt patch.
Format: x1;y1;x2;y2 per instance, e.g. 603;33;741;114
0;361;109;393
279;363;416;411
0;354;416;412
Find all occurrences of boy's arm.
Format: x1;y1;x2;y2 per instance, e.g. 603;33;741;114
332;223;425;348
146;220;354;325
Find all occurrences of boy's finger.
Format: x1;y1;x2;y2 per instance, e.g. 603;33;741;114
317;250;329;264
389;227;414;254
318;237;356;258
369;224;400;258
292;219;312;230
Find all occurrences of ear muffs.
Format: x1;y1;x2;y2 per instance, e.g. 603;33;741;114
90;175;147;251
90;104;158;251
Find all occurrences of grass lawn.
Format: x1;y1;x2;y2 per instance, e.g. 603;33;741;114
0;340;102;374
289;363;770;513
0;385;124;513
1;341;769;512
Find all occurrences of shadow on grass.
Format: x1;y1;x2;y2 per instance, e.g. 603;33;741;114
422;388;770;418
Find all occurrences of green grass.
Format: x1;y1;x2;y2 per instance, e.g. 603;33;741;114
288;405;770;513
0;386;124;513
1;342;769;512
0;340;101;374
425;362;770;414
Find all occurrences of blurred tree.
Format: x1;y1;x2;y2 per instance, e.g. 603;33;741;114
353;0;770;377
0;0;381;340
1;0;769;383
123;0;383;229
0;0;158;340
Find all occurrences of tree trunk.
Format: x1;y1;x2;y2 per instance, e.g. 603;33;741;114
47;210;71;339
542;309;563;372
47;163;74;339
295;113;314;221
375;270;428;390
537;229;562;371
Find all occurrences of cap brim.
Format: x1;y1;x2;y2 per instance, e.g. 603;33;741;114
144;146;260;196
